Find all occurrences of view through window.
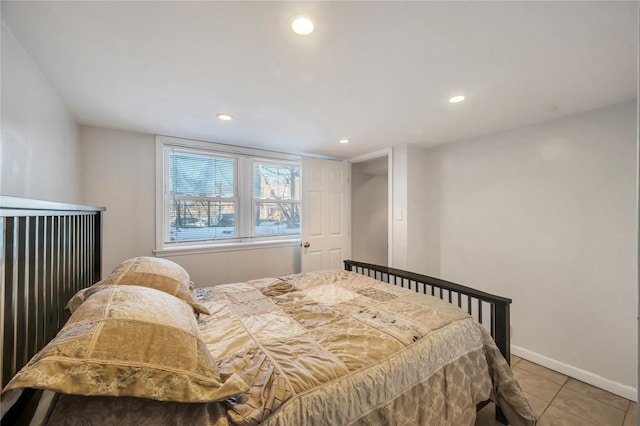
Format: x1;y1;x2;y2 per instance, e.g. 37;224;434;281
163;146;300;246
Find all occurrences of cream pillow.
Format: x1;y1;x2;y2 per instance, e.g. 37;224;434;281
90;256;209;315
2;285;248;402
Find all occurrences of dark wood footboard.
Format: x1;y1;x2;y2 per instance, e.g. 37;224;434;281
344;260;512;365
344;260;512;424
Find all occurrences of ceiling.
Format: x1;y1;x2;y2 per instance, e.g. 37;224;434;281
2;1;637;159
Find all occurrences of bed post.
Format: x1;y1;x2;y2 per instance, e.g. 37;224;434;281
494;300;511;364
493;300;511;424
93;210;103;281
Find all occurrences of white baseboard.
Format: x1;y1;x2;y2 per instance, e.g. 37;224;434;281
511;345;637;402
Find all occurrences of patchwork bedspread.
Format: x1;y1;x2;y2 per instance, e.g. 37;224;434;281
46;270;536;426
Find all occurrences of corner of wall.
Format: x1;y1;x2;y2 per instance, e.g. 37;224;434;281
1;21;82;203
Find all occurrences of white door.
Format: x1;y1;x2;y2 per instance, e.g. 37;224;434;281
300;157;351;272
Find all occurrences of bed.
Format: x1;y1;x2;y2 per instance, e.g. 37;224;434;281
1;196;536;425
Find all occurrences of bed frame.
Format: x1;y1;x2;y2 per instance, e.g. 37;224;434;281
1;196;105;421
1;196;511;424
344;260;511;424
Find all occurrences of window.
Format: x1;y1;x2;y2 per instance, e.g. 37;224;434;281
156;136;300;251
167;150;237;242
253;162;300;237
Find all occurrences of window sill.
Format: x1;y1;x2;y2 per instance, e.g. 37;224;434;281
154;239;301;257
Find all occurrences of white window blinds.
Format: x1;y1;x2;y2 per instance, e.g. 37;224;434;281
161;144;300;247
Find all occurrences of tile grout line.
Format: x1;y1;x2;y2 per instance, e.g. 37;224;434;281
622;401;637;426
538;374;566;425
542;377;605;426
553;369;630;419
516;358;632;426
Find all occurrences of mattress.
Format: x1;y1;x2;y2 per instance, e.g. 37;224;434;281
43;270;536;425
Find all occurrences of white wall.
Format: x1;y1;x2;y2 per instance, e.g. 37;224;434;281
392;145;441;275
1;22;82;202
396;101;637;398
80;125;301;285
352;158;388;266
160;247;300;287
406;145;441;276
79;126;156;273
391;146;409;269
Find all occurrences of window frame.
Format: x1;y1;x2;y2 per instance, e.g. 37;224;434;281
155;135;301;255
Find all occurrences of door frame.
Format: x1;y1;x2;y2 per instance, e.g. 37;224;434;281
349;148;393;266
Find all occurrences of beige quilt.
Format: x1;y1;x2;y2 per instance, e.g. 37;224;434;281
45;270;536;425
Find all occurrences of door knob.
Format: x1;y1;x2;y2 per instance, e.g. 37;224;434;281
303;242;310;248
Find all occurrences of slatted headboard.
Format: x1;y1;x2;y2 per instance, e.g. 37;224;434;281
0;196;105;390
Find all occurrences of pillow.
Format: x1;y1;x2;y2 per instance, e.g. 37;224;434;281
1;285;248;403
92;256;209;315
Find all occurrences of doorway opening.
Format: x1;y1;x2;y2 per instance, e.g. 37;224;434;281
351;153;390;266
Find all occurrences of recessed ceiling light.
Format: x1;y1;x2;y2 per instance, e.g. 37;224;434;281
339;139;350;144
217;113;233;121
449;95;465;103
291;17;314;35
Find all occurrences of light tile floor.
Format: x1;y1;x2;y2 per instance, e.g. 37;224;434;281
476;355;637;426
